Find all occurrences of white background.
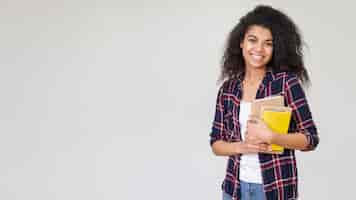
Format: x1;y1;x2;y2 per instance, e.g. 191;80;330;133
1;0;355;199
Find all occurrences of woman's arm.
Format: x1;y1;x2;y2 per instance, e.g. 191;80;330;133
212;140;270;156
283;74;319;151
246;116;309;150
271;132;308;150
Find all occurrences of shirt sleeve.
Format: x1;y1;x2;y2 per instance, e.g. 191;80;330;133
284;74;319;151
210;85;227;146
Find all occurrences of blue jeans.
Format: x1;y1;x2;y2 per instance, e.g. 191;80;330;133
222;181;265;200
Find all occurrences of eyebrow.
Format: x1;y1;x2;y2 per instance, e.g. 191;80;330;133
246;34;273;42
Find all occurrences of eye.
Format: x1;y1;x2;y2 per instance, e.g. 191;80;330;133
248;38;256;43
265;42;273;47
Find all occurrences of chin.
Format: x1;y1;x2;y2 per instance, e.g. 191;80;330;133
248;63;268;69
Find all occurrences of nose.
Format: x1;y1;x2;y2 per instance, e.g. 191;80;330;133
255;42;263;52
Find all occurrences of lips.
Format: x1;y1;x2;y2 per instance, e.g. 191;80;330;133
250;54;264;61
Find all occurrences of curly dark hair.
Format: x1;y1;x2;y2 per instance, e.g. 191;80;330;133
220;5;310;84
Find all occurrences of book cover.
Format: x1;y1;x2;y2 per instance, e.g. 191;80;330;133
251;95;284;117
261;106;292;154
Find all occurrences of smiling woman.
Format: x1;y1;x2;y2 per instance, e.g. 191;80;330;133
240;26;273;71
209;5;319;200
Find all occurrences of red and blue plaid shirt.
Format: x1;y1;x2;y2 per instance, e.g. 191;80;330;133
210;70;319;200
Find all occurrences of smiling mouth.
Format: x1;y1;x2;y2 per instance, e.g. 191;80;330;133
251;54;264;60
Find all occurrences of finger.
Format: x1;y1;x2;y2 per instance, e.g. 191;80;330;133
247;120;260;128
259;145;274;154
259;150;275;154
246;122;253;130
245;135;259;144
248;115;262;124
246;140;261;145
246;143;271;153
246;143;262;150
245;131;258;139
245;134;252;140
248;115;260;121
246;137;261;144
247;119;258;124
256;143;268;151
259;143;270;149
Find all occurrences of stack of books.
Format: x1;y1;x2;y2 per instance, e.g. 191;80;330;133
251;96;292;154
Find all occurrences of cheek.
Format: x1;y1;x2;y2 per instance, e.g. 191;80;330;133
241;47;249;59
243;46;254;58
266;48;273;58
242;41;253;51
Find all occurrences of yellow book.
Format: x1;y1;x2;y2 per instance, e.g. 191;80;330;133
261;106;292;154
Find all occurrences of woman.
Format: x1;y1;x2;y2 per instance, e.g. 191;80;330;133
210;5;319;200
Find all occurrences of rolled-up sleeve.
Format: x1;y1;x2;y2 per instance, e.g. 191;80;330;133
284;75;319;151
210;86;226;146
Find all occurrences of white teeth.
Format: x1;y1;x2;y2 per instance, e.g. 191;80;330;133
251;54;263;60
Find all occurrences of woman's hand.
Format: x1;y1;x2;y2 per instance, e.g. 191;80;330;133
212;140;271;156
246;115;275;144
235;141;271;154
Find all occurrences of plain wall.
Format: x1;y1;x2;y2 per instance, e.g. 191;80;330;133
1;0;355;199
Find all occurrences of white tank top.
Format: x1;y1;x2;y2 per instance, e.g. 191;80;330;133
239;101;263;183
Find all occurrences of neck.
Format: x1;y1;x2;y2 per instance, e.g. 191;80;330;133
244;67;266;83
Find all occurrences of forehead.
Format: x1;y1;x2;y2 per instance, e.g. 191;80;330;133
245;25;273;40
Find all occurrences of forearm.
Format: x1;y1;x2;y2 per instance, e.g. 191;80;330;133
212;140;270;156
271;132;308;150
211;140;238;156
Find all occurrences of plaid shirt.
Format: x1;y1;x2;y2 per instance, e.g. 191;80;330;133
210;70;319;200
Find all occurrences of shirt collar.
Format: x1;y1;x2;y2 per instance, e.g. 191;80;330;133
261;69;275;86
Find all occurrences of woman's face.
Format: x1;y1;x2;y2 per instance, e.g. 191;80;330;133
240;25;273;70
